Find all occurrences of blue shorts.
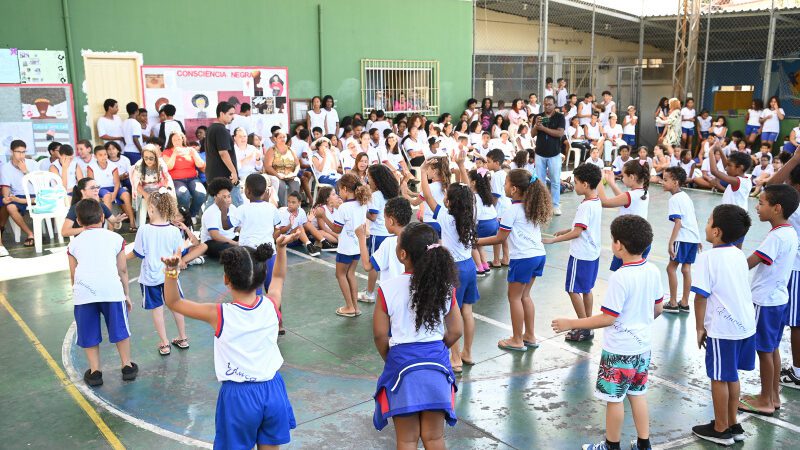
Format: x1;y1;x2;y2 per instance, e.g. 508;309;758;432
74;301;130;348
6;194;35;214
783;142;797;154
754;303;787;352
622;134;636;147
368;234;389;257
140;283;183;310
476;218;499;238
682;127;695;136
705;336;756;382
761;132;778;142
99;186;128;204
610;244;651;271
507;256;546;283
745;125;760;136
565;256;599;294
336;253;361;264
317;174;341;186
786;270;800;327
699;131;710;139
455;258;480;308
424;221;442;238
215;374;296;449
671;241;699;264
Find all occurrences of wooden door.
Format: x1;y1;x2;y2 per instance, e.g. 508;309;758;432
83;52;142;143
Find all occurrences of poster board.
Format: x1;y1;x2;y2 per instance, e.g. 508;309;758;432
0;84;77;157
0;49;21;83
17;50;68;84
140;65;289;140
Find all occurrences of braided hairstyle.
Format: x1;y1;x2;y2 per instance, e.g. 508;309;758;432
445;183;477;247
622;159;649;200
220;244;275;292
469;168;494;207
507;169;552;225
400;223;458;333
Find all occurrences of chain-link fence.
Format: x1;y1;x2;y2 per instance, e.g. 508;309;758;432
473;0;800;147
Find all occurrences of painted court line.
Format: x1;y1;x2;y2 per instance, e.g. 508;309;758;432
0;293;126;450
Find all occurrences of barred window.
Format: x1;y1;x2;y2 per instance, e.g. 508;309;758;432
361;59;439;117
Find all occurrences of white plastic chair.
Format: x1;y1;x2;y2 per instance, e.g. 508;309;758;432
16;171;67;253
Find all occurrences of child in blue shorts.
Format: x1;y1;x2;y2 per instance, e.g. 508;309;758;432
544;163;603;342
552;215;663;450
68;199;137;386
690;204;756;445
662;167;701;313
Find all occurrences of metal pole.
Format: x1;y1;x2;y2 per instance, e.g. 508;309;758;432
700;0;711;109
589;0;596;94
318;4;324;94
762;0;777;98
638;1;645;111
542;0;549;97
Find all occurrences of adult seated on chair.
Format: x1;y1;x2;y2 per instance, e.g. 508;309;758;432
0;140;38;247
87;145;137;231
61;177;127;237
201;177;238;258
162;131;206;220
264;128;300;206
49;144;83;192
130;144;175;225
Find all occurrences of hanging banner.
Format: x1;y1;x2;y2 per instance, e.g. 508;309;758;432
17;50;68;84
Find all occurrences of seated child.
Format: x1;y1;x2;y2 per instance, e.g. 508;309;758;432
305;185;340;250
277;191;320;256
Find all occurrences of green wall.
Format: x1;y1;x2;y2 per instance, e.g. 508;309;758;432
1;0;473;139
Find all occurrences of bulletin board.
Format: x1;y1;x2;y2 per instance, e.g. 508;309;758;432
0;83;77;157
140;65;290;140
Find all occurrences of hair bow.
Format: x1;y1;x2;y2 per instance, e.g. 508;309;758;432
530;172;538;184
476;167;488;177
426;243;440;251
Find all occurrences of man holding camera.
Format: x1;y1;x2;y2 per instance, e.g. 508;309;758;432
534;95;566;216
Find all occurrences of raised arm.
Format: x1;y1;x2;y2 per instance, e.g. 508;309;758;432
767;148;800;185
161;253;218;326
267;234;293;308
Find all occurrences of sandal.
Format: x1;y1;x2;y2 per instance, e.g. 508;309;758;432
129;226;138;233
335;307;356;318
171;338;189;349
158;343;171;355
497;338;527;352
23;237;34;248
737;397;774;417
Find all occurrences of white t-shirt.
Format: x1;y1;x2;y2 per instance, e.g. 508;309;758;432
585;157;604;169
133;223;184;286
370;235;404;282
680;108;696;128
379;273;455;347
333;199;368;256
570;197;602;260
228;201;281;248
668;191;700;244
97;115;123;146
557;89;568;107
700;157;724;177
499;201;545;260
612;156;631;174
323;108;340;135
623;115;637;135
278;207;308;233
235;144;262;178
433;204;472;262
88;160;118;188
68;228;126;305
619;188;649;220
307;109;327;131
201;203;237;243
751;163;773;180
421;181;446;223
698;116;712;132
526;104;540;116
760;108;784;134
721;176;751;210
490;138;516;159
227;114;253;136
578;102;593;126
214;296;282;382
110;156;131;177
122;118;142;154
752;224;798;307
691;245;756;339
585;123;602;140
39;158;54;171
789;209;800;271
601;260;663;355
600;100;615;126
368;191;389;236
747;109;762;127
51;159;81;191
679;160;695;178
564;105;577;123
603;124;623;141
543;88;554;98
475;193;497;221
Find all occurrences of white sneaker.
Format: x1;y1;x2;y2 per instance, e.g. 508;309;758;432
187;256;205;266
0;246;8;257
358;290;376;303
553;207;562;216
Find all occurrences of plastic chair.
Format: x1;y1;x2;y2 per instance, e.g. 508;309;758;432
20;171;67;253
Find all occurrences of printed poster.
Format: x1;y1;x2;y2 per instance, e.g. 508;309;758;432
0;122;35;156
17;49;68;84
20;86;70;120
0;48;20;83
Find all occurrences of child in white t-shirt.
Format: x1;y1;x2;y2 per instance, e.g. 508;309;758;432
552;215;662;450
681;98;697;150
276;192;319;256
662;167;701;313
68;199;137;386
306;185;340;249
585;148;605;169
599;160;651;271
707;141;752;213
356;196;411;284
486;149;510;266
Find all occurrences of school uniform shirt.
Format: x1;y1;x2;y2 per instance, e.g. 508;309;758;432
584;123;602;140
122;117;142;155
691;245;756;339
111;156;132;177
680;108;696;128
499;201;546;260
747;109;762;127
751;164;773;180
570;197;602;260
526;104;540;116
88;160;118;188
370;235;403;282
76;156;94;173
623;115;637;135
721;176;752;210
600;259;663;355
603;124;623;142
420;182;446;223
323;108;340;135
760;108;785;134
475;193;497;221
309;205;336;230
368;191;390;236
700;157;724;177
752;224;798;307
378;273;455;347
543;88;554;98
612;156;631;174
51;159;81;191
97;115;124;146
0;159;38;196
578;101;593;126
668;191;700;244
333;199;368;255
201;203;237;243
68;228;126;305
679;160;695;178
39;158;55;171
619;188;649;220
698;116;712;133
228;201;281;249
564;105;577;123
489;139;516;159
133;224;184;286
557;89;568;108
278;207;308;233
600;101;615;126
307;109;326;131
384;151;404;172
214;296;283;382
585;157;604;169
789;210;800;272
433;205;472;262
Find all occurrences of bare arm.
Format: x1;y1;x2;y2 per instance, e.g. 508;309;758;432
442;302;464;348
477;228;510;247
551;312;616;333
267;235;292;308
667;218;681;259
162;254;218;326
116;248;130;301
68;254;77;285
218;150;238;183
209;229;238;245
61;218;83;237
767;149;800;185
694;295;708;348
355;225;375;272
373;295;391;360
542;226;583;244
746;253;763;270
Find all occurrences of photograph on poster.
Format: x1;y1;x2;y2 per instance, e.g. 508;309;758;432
20;87;69;120
252;96;275;114
275;96;286;114
146;74;165;89
17;50;68;83
0;122;35;156
32;121;71;152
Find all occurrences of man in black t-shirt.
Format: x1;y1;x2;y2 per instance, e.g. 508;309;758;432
205;101;238;188
534;95;566;215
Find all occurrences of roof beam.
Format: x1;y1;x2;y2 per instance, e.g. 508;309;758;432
551;0;640;23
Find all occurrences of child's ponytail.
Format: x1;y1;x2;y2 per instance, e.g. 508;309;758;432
623;160;649;200
469;168;493;207
507;169;552;225
400;223;458;332
429;156;451;191
337;173;372;205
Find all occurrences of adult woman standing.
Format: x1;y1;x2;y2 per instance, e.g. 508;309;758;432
659;98;682;148
264;129;300;206
759;95;785;149
162;131;206;219
654;97;669;136
480;98;494;131
745;99;764;146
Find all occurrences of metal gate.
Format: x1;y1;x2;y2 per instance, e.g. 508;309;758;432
616;65;642;145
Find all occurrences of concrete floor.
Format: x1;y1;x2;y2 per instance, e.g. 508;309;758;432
1;185;798;449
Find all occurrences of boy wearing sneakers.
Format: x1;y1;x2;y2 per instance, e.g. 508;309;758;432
355;197;412;282
690;204;755;445
738;185;799;417
544;163;603;342
662;166;701;313
67;199;138;386
552;215;663;450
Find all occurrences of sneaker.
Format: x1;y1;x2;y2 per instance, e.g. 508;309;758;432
476;270;488;278
582;441;611;450
727;422;745;442
319;240;337;252
663;303;680;314
187;256;205;266
553;207;562;216
780;367;800;389
692;421;734;446
306;242;321;257
679;304;690;313
84;369;103;386
0;246;8;257
358;290;376;303
121;362;139;381
629;440;651;450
